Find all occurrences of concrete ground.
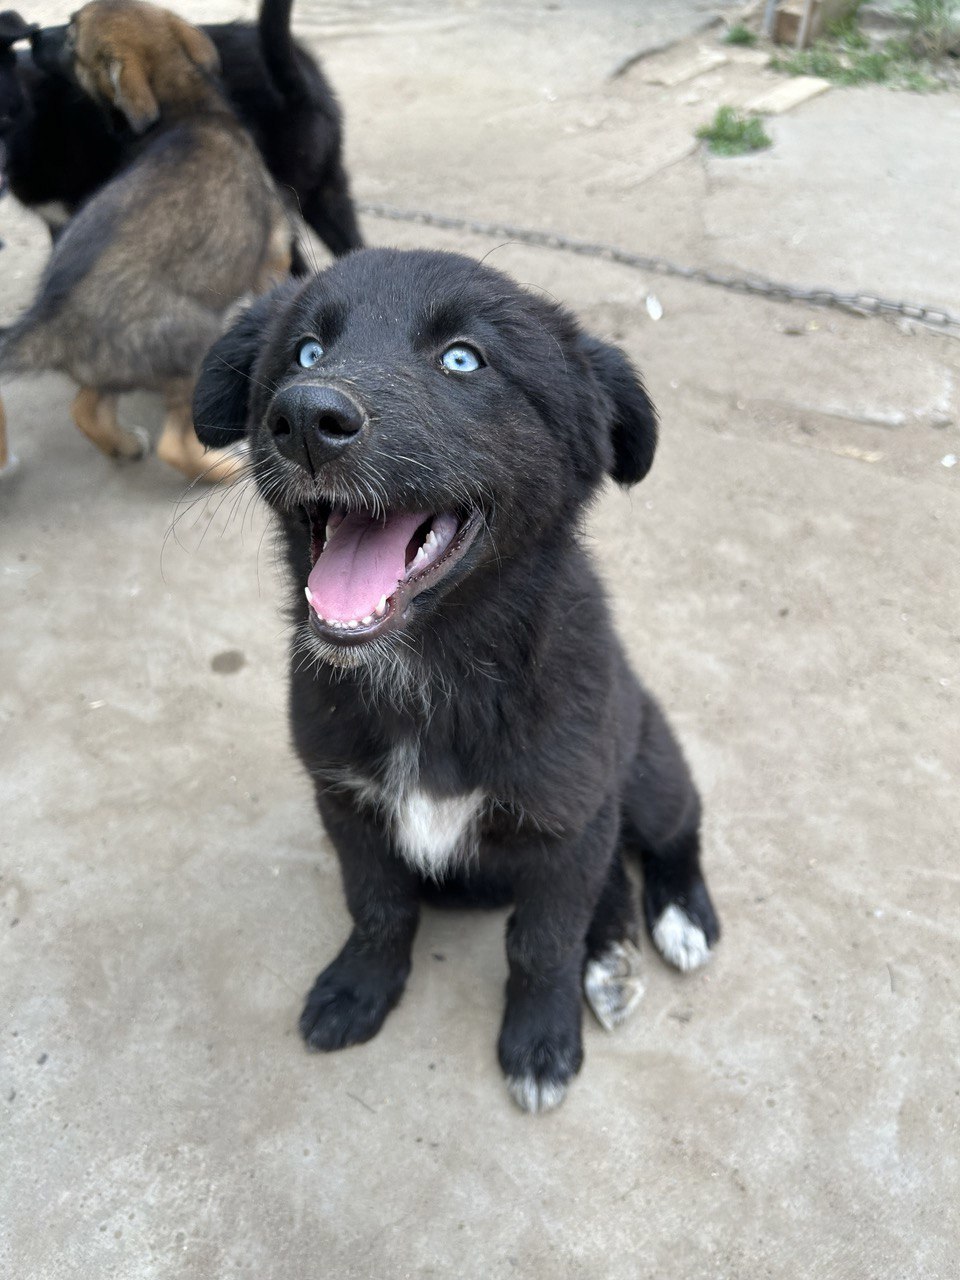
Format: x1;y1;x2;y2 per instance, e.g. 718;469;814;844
2;2;959;1276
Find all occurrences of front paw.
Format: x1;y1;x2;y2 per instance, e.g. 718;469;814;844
497;984;583;1114
299;938;409;1052
113;424;151;460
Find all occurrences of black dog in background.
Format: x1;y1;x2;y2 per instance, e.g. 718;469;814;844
0;0;361;262
192;249;720;1113
1;10;35;212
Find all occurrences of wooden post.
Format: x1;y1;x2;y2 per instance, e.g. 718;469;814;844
771;0;859;49
796;0;817;49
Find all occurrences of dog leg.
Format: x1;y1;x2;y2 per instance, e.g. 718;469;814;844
623;702;720;972
498;799;618;1114
255;221;294;292
156;394;245;484
71;387;149;460
301;166;364;258
583;852;645;1032
289;240;312;279
299;791;421;1052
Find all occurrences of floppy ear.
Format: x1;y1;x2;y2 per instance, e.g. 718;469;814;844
580;334;658;485
168;13;219;76
193;288;293;448
107;57;160;133
0;11;35;47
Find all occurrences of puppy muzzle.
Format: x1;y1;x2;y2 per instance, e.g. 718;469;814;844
267;383;367;474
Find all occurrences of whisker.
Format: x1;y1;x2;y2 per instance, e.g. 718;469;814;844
211;354;278;396
280;184;323;277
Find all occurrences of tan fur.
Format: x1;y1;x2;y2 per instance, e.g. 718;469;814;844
71;387;147;459
71;0;222;132
156;387;245;483
2;1;292;482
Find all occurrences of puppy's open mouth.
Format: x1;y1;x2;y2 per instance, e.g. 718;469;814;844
303;506;483;644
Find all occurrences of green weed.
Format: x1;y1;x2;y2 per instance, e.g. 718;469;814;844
696;106;772;156
769;0;952;91
724;24;757;46
900;0;960;57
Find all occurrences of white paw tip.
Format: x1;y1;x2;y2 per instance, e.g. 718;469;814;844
128;425;151;456
652;904;711;973
506;1074;568;1114
584;940;646;1032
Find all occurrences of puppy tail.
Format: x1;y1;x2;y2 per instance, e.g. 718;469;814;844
258;0;310;105
0;318;58;377
0;324;24;375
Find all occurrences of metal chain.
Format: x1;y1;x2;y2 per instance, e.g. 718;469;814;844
357;201;960;333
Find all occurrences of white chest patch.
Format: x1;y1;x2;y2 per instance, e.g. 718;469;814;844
394;787;484;878
342;744;484;879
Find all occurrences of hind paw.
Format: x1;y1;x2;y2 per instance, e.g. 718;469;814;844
584;940;645;1031
651;904;712;972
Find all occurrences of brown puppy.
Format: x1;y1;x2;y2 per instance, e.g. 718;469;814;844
0;0;292;481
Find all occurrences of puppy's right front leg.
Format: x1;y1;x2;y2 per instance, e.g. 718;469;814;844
300;791;420;1052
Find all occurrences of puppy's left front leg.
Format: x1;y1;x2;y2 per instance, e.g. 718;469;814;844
498;800;617;1114
71;388;148;460
300;791;420;1052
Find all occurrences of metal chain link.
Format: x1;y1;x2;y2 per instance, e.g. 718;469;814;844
357;202;960;333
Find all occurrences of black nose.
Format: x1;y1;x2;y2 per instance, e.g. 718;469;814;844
267;384;366;471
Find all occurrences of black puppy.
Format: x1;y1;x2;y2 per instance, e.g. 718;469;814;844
193;249;720;1112
1;10;34;207
1;10;122;235
2;0;361;260
1;12;29;139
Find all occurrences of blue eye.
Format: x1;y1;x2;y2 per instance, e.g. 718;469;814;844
297;340;324;369
441;344;483;373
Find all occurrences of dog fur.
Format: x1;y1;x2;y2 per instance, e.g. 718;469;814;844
0;0;293;481
191;248;721;1112
1;11;122;235
0;0;361;262
1;12;32;191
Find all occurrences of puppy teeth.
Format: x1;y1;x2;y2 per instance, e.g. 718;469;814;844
361;615;373;626
376;596;388;617
346;620;359;629
304;588;324;621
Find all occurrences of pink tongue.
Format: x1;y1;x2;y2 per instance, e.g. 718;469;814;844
307;511;429;621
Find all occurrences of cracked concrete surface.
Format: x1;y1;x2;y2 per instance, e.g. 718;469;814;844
2;2;959;1277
